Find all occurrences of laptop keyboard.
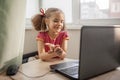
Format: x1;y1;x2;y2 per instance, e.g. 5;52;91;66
60;66;78;75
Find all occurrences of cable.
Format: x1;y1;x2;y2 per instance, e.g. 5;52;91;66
18;70;52;78
9;76;15;80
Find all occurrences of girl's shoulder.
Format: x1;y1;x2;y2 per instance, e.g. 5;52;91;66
37;31;48;38
38;31;48;35
59;31;69;36
58;31;69;39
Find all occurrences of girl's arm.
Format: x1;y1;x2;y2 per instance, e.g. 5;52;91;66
55;39;68;59
37;40;58;61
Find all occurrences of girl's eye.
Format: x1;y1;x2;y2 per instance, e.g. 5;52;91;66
53;20;58;22
53;20;64;23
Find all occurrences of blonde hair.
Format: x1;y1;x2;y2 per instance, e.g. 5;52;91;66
31;8;66;31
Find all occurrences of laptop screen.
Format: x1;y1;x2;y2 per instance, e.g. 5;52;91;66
79;26;120;80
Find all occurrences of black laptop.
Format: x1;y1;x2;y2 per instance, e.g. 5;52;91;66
50;26;120;80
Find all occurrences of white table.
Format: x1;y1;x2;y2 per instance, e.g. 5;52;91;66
1;58;120;80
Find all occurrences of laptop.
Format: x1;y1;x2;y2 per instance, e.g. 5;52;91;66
50;26;120;80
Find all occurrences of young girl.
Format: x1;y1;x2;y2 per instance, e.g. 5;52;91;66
31;8;69;61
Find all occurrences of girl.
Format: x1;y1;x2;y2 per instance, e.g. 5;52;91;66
31;8;69;61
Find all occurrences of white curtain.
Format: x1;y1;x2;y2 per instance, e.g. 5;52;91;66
0;0;26;72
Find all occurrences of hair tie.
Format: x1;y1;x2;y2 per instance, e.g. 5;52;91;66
40;8;45;16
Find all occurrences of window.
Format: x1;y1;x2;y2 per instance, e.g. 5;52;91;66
79;0;120;26
25;0;39;28
80;0;120;19
25;0;120;28
40;0;72;23
26;0;39;19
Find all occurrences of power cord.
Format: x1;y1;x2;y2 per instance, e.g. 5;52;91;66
18;70;53;78
9;76;15;80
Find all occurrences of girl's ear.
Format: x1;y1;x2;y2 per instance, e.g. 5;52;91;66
45;18;49;25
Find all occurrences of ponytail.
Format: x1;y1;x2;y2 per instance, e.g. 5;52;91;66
31;14;46;31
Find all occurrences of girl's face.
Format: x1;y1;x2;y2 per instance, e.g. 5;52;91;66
46;12;64;34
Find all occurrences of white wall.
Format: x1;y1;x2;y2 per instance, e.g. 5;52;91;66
23;29;38;54
67;29;80;59
23;28;81;59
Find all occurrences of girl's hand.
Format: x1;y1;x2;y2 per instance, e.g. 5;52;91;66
54;46;63;55
45;43;63;55
45;43;55;52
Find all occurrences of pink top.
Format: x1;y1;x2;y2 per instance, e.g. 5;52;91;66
36;31;69;52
